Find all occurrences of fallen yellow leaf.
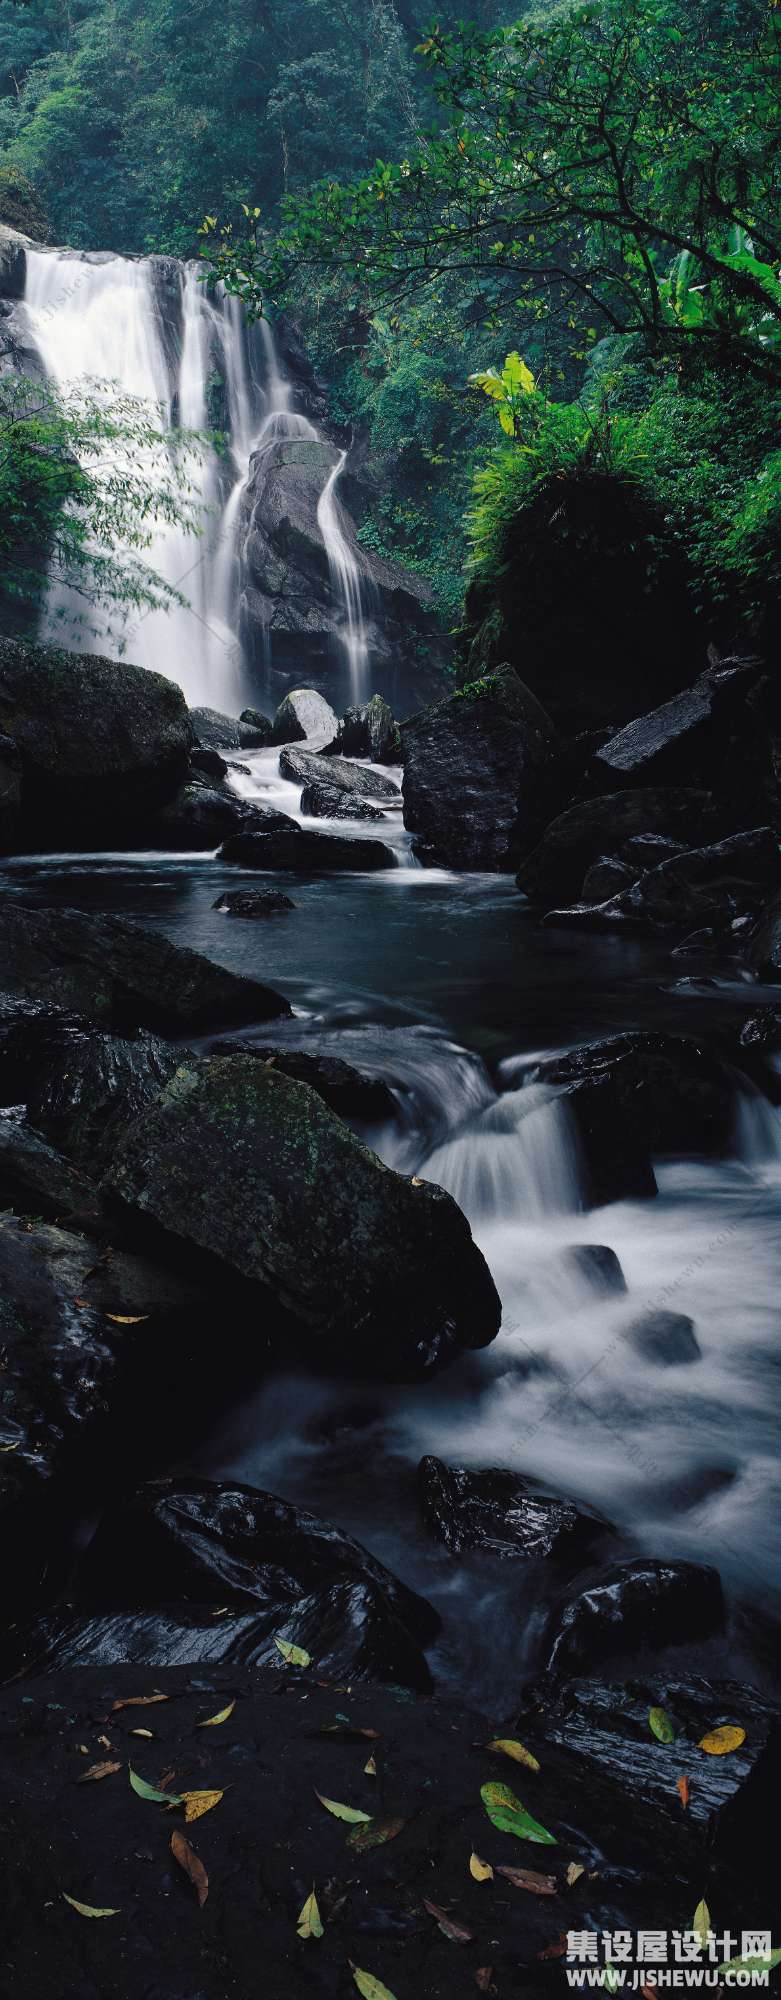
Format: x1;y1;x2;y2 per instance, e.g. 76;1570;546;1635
297;1888;324;1940
62;1894;119;1918
111;1693;168;1713
486;1737;541;1772
351;1967;398;2000
105;1314;149;1324
197;1699;236;1728
698;1725;746;1756
470;1852;494;1882
565;1862;585;1887
181;1789;225;1822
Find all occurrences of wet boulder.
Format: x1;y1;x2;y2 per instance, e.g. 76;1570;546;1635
0;1110;102;1225
625;1309;701;1366
15;1581;432;1687
209;1040;397;1124
145;782;275;850
0;636;192;847
0;730;21;851
0;903;290;1032
747;889;781;978
418;1456;607;1562
593;660;778;818
580;855;635;902
535;1031;736;1158
546;1557;725;1672
189;746;229;781
279;745;400;801
516;788;718;903
300;780;385;822
218;826;397;871
105;1055;502;1379
525;1672;780;1887
25;1026;178;1174
561;1244;627;1297
188;706;243;751
339;694;401;764
402;665;559;870
237;707;274;746
545;828;781;936
213;889;295;917
271;687;338;749
76;1476;438;1652
740;1007;781;1050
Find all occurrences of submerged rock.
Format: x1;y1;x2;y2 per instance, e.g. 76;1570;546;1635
299;779;385;822
418;1456;607;1561
0;903;290;1032
105;1055;501;1378
271;687;338;749
279;745;400;801
560;1243;627;1297
402;664;558;870
0;635;192;847
535;1031;736;1158
625;1309;702;1366
516;787;718;903
218;826;397;871
213;889;295;917
546;1557;725;1672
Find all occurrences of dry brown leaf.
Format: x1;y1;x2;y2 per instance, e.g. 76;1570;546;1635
171;1829;208;1907
111;1693;168;1713
423;1899;474;1944
475;1973;496;1995
537;1933;568;1961
496;1862;557;1896
105;1313;149;1325
76;1761;122;1784
677;1774;690;1809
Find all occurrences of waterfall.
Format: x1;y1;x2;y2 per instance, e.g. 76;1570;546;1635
23;246;372;709
317;448;370;704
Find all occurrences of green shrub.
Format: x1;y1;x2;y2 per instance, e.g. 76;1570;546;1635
0;162;50;241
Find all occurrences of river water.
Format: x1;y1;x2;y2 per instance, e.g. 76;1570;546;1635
4;758;781;1706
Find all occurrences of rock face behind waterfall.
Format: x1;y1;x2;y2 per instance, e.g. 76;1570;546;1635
105;1054;502;1378
0;635;192;847
238;434;444;696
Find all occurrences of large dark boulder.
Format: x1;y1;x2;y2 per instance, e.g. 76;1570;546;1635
188;706;242;751
747;889;781;978
339;694;401;764
76;1477;438;1652
534;1031;737;1158
271;687;338;749
0;1111;102;1225
402;666;559;870
546;1558;725;1672
0;904;290;1032
145;782;276;850
16;1582;431;1687
544;828;780;935
418;1456;608;1562
209;1040;397;1125
25;1026;178;1173
279;745;400;801
218;826;397;871
593;660;779;821
300;780;385;822
105;1055;502;1378
0;636;192;847
516;788;718;903
0;731;21;850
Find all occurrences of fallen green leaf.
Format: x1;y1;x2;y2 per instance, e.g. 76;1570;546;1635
297;1888;324;1940
315;1790;372;1824
693;1899;711;1948
648;1706;676;1744
197;1699;236;1728
481;1780;556;1845
720;1946;781;1981
275;1638;312;1669
350;1966;398;2000
129;1767;183;1806
346;1815;406;1852
62;1893;119;1918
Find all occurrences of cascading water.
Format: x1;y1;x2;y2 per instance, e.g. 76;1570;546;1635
23;247;373;709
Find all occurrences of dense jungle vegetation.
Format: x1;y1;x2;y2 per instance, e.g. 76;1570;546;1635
0;0;779;669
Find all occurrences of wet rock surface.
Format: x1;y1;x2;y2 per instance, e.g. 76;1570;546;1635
339;693;401;764
545;827;781;936
535;1030;736;1158
402;665;559;870
418;1457;608;1562
212;889;295;917
218;825;397;871
0;903;290;1031
25;1026;178;1173
279;745;400;800
300;779;386;821
516;787;718;903
546;1559;725;1673
271;687;338;749
105;1055;502;1379
0;1110;103;1224
208;1040;397;1124
144;782;275;851
625;1309;702;1366
0;1662;772;2000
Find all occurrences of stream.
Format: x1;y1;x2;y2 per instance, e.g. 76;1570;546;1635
3;775;781;1709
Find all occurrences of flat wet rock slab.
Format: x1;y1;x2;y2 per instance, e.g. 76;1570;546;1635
0;1665;772;2000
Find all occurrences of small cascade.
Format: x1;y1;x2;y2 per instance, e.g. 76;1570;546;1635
421;1082;584;1228
316;448;370;703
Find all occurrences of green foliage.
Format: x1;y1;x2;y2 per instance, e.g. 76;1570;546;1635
0;372;204;635
0;159;49;238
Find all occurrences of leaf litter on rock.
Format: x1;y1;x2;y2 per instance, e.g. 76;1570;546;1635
197;1698;236;1728
62;1893;120;1919
486;1736;540;1771
469;1852;494;1882
275;1638;312;1668
423;1899;475;1943
350;1965;398;2000
315;1790;372;1824
698;1724;746;1755
129;1767;183;1806
481;1780;556;1845
345;1815;406;1853
76;1760;121;1783
648;1706;676;1744
496;1862;557;1896
297;1888;324;1940
111;1692;168;1713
